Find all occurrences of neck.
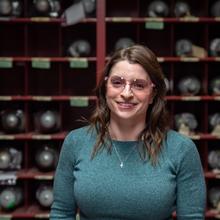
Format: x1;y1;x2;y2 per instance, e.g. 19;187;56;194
108;118;145;141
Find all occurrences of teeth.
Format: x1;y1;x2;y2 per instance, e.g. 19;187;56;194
118;102;135;107
118;102;136;105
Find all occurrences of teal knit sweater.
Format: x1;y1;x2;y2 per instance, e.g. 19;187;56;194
50;126;206;220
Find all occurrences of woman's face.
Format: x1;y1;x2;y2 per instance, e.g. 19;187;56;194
105;60;155;124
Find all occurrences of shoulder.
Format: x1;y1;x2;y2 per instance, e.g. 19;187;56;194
164;129;196;151
64;125;95;142
61;125;96;153
162;130;202;173
163;129;198;161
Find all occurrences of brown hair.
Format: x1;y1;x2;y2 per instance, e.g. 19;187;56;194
89;44;170;164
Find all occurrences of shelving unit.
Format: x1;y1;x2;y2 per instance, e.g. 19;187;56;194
0;0;220;219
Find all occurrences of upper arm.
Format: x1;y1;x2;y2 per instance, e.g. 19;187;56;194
176;140;206;220
50;132;77;220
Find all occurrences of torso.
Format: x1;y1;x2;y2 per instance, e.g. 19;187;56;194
72;127;177;220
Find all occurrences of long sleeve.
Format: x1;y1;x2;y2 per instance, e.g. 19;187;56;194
50;131;77;220
175;139;206;220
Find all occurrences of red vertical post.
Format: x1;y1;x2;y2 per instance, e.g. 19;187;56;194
96;0;106;84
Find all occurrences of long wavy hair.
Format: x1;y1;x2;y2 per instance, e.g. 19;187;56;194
89;44;170;164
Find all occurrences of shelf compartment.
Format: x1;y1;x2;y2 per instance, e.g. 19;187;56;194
27;23;60;57
106;0;139;17
61;101;96;131
61;62;96;96
173;62;206;96
62;23;97;57
0;63;25;96
27;62;60;96
0;23;25;56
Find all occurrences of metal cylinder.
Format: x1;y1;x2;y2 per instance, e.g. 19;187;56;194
146;0;169;17
68;39;91;57
36;184;53;208
0;186;23;211
35;144;59;171
174;1;191;17
208;150;220;170
174;112;198;131
40;111;56;129
175;39;192;56
209;113;220;129
0;149;11;170
209;187;220;210
0;147;22;171
34;110;60;134
178;76;201;95
33;0;60;17
1;109;25;133
210;76;220;95
209;38;220;57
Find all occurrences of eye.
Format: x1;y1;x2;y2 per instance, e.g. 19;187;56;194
110;76;124;88
133;79;147;90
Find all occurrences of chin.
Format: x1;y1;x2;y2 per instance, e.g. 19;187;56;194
113;111;140;121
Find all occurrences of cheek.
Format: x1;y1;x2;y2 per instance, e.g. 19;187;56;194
105;89;116;110
106;88;117;100
138;92;154;105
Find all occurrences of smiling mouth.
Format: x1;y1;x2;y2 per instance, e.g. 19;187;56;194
116;101;138;108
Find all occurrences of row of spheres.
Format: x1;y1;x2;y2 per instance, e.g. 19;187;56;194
0;183;53;211
4;184;220;212
2;183;220;211
0;0;96;17
175;112;220;133
0;144;59;171
66;37;220;58
1;0;220;18
0;109;60;134
1;108;220;134
2;143;220;171
170;75;220;96
146;0;220;17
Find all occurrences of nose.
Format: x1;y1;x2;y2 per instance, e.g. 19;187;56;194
120;84;134;98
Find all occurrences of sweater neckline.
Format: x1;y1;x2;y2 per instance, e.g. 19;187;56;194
111;139;140;148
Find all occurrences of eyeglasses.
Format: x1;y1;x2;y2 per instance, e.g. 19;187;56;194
105;75;155;92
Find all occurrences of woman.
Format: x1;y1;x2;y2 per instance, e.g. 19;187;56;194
50;45;206;220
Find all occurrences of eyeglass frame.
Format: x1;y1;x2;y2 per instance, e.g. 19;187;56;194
105;75;155;93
